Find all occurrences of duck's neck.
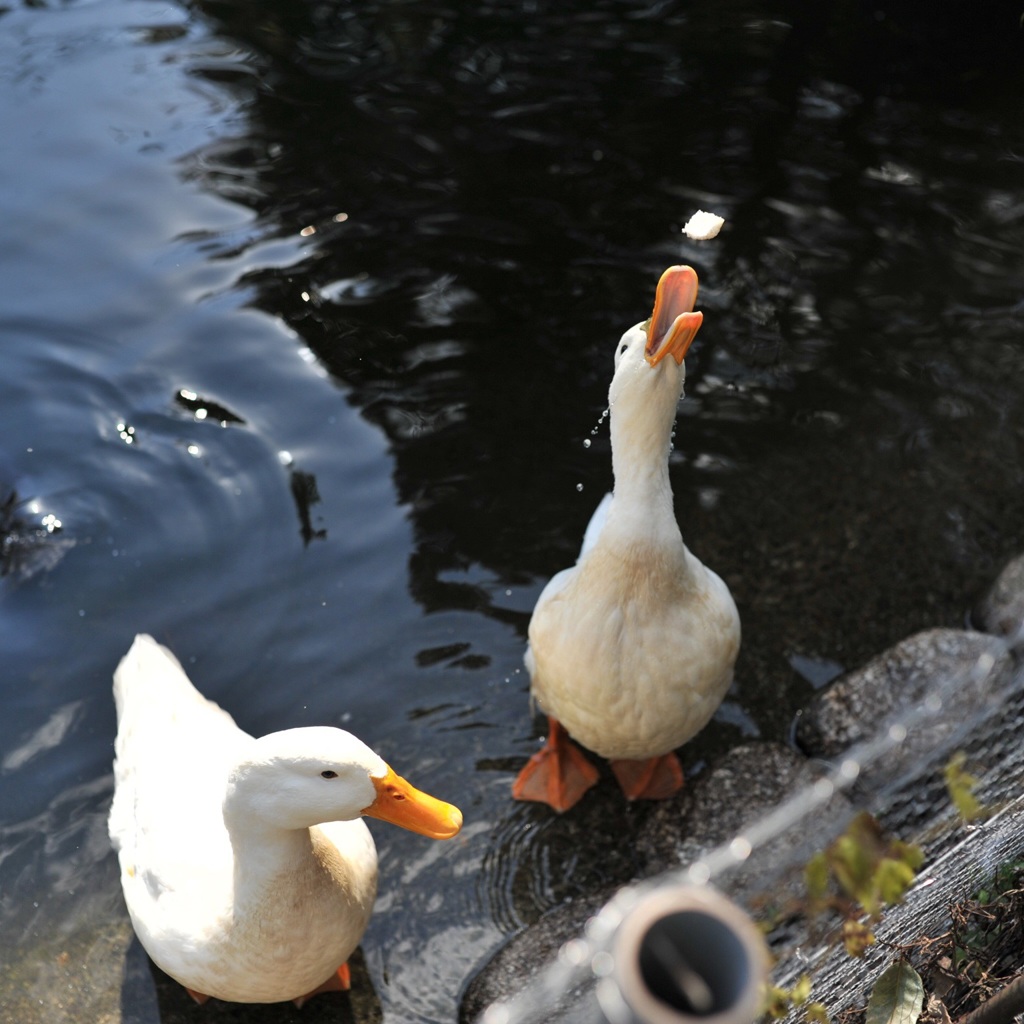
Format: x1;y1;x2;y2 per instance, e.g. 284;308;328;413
223;804;316;902
605;399;684;551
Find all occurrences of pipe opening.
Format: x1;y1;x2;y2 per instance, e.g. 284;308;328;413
636;909;754;1017
607;885;767;1024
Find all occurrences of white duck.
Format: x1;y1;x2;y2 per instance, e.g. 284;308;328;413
108;633;462;1005
512;266;740;812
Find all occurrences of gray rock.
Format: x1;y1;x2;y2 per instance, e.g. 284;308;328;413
459;885;612;1024
794;628;1019;839
637;743;833;873
0;913;381;1024
461;743;851;1023
464;631;1024;1024
637;743;853;913
974;552;1024;640
794;628;1014;759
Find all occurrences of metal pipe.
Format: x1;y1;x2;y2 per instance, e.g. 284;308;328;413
596;884;768;1024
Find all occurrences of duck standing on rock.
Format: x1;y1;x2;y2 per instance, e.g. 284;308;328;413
513;266;741;813
109;633;463;1006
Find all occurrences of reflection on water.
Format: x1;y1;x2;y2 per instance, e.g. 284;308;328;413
1;0;1023;1021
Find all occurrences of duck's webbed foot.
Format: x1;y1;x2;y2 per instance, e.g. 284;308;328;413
512;718;599;812
610;752;683;801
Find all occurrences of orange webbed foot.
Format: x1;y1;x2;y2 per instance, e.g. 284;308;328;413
610;752;684;801
292;963;351;1007
185;988;211;1004
512;718;599;812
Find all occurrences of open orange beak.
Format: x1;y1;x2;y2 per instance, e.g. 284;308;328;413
363;767;463;840
645;265;703;367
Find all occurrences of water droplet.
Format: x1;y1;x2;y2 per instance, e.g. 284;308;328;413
561;938;590;966
813;778;835;801
730;836;752;861
583;438;591;449
576;483;584;492
591;951;614;978
687;862;711;885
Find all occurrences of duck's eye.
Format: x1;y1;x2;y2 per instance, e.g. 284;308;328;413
320;770;338;779
618;342;629;355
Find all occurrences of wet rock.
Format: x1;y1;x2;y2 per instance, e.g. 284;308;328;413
794;628;1017;814
0;916;133;1024
974;552;1024;641
795;629;1015;757
636;743;852;910
461;743;851;1023
459;886;612;1024
1;912;381;1024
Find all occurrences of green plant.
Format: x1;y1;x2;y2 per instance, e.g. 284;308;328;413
805;812;924;956
762;974;829;1022
943;752;991;823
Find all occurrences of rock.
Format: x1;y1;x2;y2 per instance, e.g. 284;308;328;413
795;629;1014;759
464;633;1022;1024
974;552;1024;640
794;628;1019;831
637;743;852;917
459;885;611;1024
0;913;381;1024
461;743;851;1022
636;743;833;873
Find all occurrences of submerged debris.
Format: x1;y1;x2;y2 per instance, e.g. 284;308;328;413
0;490;75;581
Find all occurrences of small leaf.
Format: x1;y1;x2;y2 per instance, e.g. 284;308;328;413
790;975;813;1005
806;851;830;904
806;1002;831;1024
865;961;924;1024
875;857;917;906
891;839;924;873
761;984;792;1018
943;752;989;822
842;919;876;957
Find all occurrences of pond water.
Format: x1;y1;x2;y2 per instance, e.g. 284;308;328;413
1;1;1022;1022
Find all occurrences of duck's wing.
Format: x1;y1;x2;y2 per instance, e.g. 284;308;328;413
109;635;249;869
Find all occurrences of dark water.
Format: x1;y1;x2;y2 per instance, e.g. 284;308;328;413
1;1;1022;1021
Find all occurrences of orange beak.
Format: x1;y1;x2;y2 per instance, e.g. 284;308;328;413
645;265;703;367
363;767;463;840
